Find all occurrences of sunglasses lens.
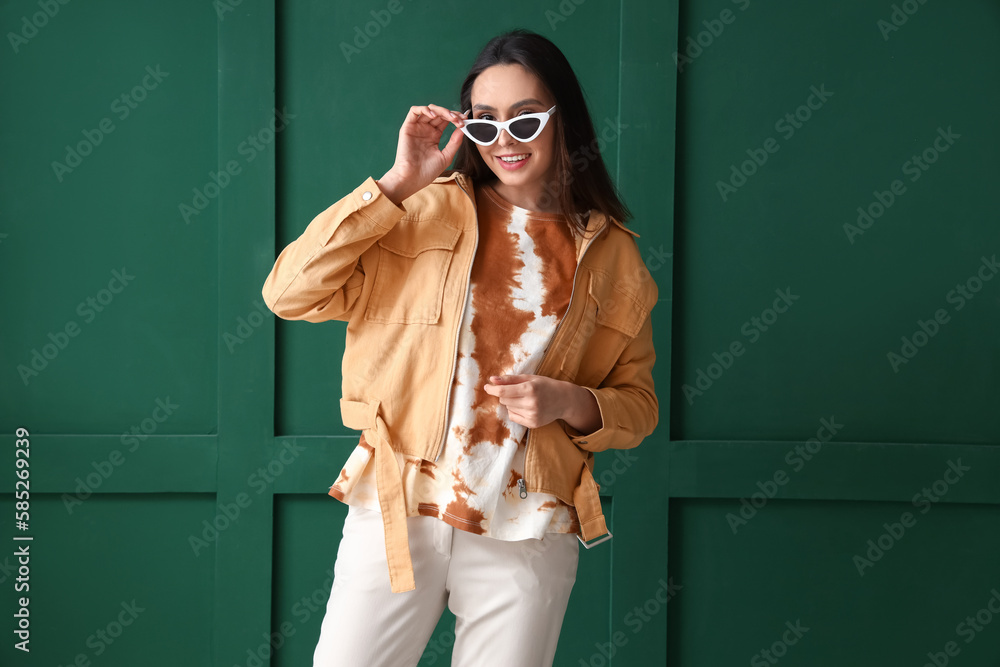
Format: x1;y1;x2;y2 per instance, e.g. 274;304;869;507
466;123;498;143
509;117;541;140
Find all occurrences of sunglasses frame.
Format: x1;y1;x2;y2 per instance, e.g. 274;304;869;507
458;105;557;146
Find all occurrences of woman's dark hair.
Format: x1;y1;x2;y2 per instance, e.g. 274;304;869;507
452;29;631;236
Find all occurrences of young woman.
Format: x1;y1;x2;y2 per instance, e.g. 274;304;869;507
262;29;659;667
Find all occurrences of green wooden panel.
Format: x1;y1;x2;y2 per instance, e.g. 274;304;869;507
0;0;219;435
0;435;217;494
671;0;1000;443
270;495;346;667
0;1;240;665
215;0;281;662
667;0;1000;665
0;494;216;666
609;0;676;664
669;440;1000;503
668;498;1000;666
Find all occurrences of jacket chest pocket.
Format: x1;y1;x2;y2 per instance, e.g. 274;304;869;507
560;269;650;385
364;221;462;325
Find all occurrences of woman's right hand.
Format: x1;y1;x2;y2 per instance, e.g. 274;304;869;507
377;103;466;206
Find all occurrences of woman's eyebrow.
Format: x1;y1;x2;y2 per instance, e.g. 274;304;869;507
471;98;546;112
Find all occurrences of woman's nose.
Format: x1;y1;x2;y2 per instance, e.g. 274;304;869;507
497;128;517;147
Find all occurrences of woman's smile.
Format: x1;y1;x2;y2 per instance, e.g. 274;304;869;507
495;153;532;170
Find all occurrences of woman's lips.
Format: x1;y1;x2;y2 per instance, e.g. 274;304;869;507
495;153;531;171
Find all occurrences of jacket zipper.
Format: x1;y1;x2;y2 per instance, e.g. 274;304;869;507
521;218;600;494
433;176;478;463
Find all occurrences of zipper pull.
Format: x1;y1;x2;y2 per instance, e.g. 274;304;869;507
517;478;527;499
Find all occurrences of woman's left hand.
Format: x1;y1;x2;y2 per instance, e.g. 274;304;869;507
484;374;602;433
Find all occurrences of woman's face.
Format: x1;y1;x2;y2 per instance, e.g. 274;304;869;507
468;64;558;198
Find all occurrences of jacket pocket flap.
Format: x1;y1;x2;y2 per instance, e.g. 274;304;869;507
588;271;649;338
377;219;461;257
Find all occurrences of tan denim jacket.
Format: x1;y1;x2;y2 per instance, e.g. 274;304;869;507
261;171;659;593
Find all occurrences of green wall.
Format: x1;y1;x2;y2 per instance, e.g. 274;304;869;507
1;1;997;666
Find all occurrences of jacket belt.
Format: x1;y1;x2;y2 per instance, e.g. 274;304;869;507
574;462;610;545
340;398;611;589
339;398;415;593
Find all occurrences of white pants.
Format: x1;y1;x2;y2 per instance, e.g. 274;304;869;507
312;504;580;667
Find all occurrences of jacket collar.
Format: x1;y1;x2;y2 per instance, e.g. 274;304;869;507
436;171;640;239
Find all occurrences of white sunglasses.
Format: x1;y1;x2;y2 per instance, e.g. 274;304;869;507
459;105;557;146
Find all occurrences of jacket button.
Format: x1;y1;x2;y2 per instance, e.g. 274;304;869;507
362;191;373;201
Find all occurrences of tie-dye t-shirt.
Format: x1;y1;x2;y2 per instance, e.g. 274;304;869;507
329;183;584;540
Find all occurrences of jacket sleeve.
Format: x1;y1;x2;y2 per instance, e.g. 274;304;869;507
559;307;659;452
261;177;406;322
